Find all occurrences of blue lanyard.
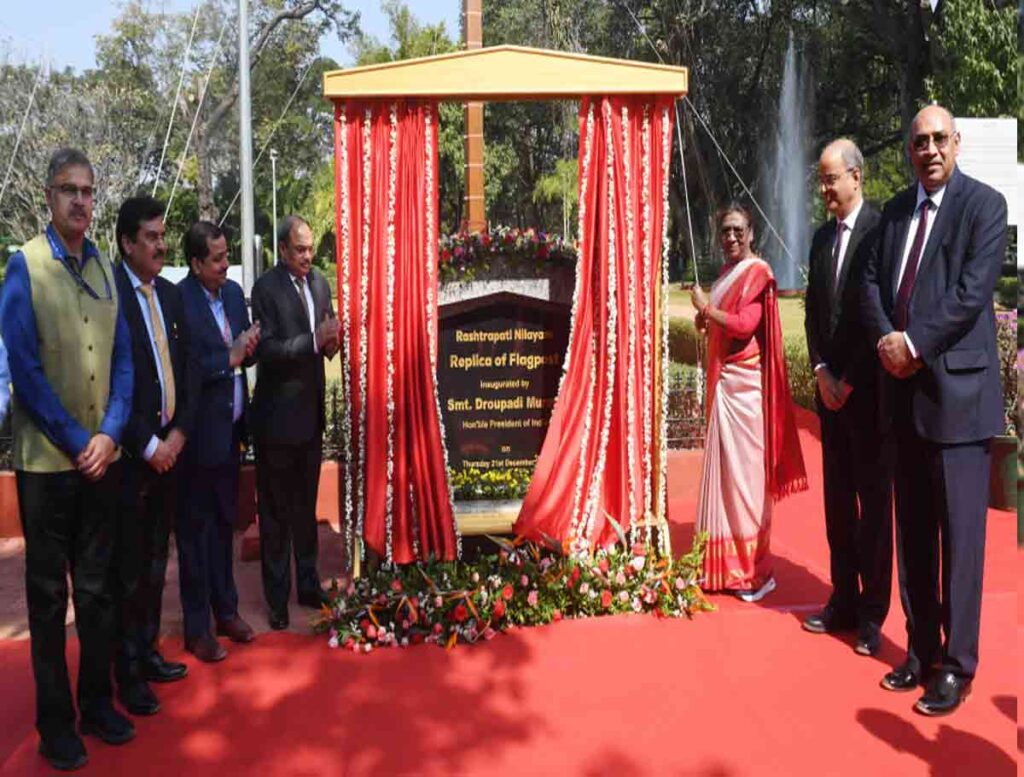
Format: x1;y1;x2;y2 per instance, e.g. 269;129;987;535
45;229;113;301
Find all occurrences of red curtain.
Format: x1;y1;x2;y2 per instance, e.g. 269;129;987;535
334;100;460;564
514;96;675;554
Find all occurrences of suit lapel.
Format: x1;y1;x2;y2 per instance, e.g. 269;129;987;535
117;263;158;374
915;168;962;281
889;190;916;305
276;265;313;333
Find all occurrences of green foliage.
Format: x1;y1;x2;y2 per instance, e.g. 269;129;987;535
996;277;1019;309
784;337;817;411
668;317;700;366
314;534;710;651
532;158;579;238
927;0;1019;117
449;467;534;501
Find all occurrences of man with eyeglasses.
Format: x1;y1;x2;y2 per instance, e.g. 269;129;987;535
862;105;1008;716
1;148;135;769
803;139;892;658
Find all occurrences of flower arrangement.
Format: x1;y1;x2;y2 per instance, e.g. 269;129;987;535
438;226;577;283
314;530;709;652
448;466;533;500
995;309;1017;436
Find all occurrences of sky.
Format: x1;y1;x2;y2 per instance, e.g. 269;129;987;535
0;0;461;71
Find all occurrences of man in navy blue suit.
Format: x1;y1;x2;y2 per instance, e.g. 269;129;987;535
112;196;193;717
862;105;1008;716
177;222;260;662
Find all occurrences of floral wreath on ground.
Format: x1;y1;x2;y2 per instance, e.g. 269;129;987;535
438;225;577;284
314;527;710;653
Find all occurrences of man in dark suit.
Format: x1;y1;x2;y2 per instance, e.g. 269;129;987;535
176;221;261;662
803;139;892;657
251;216;339;630
112;196;192;717
862;105;1007;716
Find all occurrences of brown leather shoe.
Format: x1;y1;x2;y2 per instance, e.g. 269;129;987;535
216;616;255;644
186;634;227;663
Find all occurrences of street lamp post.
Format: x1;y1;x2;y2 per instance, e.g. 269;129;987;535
270;148;278;269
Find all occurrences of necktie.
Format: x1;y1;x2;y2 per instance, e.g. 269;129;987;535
295;276;313;331
139;283;176;423
893;199;932;330
829;221;846;300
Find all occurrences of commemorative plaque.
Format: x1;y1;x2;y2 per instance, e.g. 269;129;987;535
438;292;570;473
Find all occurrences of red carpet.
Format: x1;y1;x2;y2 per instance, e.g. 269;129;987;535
0;409;1018;776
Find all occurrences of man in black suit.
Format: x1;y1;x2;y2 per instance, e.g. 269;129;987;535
802;139;892;657
177;222;261;662
112;196;191;716
863;105;1007;716
251;216;339;630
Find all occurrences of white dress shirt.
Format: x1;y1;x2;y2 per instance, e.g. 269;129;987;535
289;270;318;352
205;287;245;423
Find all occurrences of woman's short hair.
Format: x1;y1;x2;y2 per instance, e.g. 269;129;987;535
715;201;754;230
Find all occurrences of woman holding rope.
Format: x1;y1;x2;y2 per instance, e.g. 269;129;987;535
690;202;807;602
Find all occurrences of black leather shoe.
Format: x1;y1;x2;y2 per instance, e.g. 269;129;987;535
802;605;856;634
914;671;972;716
38;730;88;771
80;702;136;745
880;663;921;692
216;616;255;644
297;588;330;609
141;653;188;683
118;681;160;716
268;609;289;631
854;628;881;656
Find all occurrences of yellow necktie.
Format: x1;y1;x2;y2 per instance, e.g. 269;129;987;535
139;283;176;423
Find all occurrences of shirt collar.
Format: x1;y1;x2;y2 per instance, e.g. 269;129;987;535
837;197;864;232
122;262;149;291
45;223;100;264
916;181;947;210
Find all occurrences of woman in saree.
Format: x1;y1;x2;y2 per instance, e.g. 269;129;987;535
689;203;807;602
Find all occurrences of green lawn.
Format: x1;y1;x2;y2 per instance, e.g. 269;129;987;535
667;287;808;343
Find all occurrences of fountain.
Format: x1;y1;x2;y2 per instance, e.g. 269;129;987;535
770;31;810;290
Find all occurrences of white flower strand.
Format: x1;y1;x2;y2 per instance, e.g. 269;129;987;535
423;104;460;558
567;104;598;548
338;106;355;567
580;100;620;547
619;105;640;543
640;104;654;542
356;107;372;559
657;105;672;558
383;102;399;563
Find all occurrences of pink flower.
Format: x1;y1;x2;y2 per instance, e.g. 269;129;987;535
674;577;686;591
390;579;403;593
527;590;539;607
502;584;514;601
601;590;613;608
619;590;629;603
366;624;377;640
631;542;646;557
434;595;443;608
615;571;627;586
432;622;443;635
520;574;529;588
482;627;497;640
579;582;590;595
598;557;610;574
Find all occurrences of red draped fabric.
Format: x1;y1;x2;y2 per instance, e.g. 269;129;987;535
334;100;459;564
514;96;675;553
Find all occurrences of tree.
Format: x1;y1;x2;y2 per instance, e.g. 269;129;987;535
532;158;578;238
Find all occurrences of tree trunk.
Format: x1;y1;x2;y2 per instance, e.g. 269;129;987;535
196;121;218;223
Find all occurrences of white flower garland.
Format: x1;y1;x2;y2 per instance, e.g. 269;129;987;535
423;104;461;559
657;105;672;558
639;105;654;537
338;106;355;566
579;100;620;547
619;105;640;541
356;107;372;559
384;102;399;563
567;104;597;548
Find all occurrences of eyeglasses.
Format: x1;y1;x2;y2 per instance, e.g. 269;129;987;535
719;226;747;237
818;168;855;187
911;132;955;152
51;184;95;201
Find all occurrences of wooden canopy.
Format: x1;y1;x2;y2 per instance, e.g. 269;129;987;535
322;45;688;102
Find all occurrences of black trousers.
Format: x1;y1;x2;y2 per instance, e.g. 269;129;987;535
113;456;177;685
818;390;894;633
176;453;241;642
17;463;121;738
256;438;323;613
892;389;990;679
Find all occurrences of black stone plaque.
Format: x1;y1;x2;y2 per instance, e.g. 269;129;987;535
438;292;570;472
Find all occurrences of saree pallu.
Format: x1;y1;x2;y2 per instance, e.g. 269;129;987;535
696;258;806;592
